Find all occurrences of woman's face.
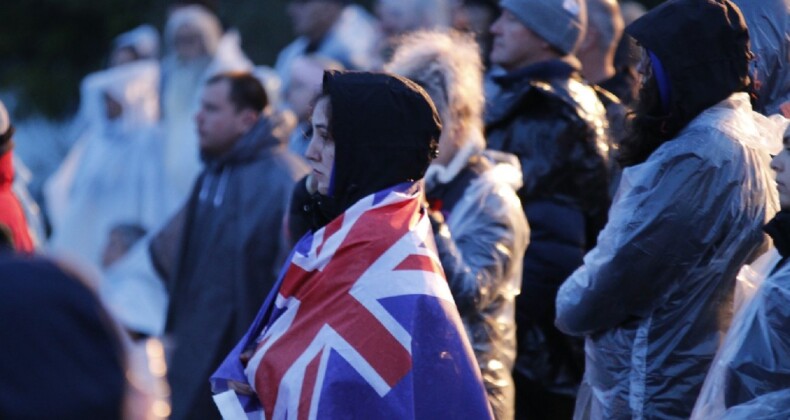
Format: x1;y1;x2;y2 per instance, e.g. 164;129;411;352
771;135;790;210
305;97;335;195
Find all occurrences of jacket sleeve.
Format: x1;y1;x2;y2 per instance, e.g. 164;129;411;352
149;203;188;292
431;187;526;314
555;151;725;336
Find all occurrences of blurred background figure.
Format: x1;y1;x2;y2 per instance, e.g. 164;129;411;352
609;0;646;106
101;223;147;269
577;0;627;194
45;59;168;268
577;0;623;95
283;54;343;157
0;99;35;253
373;0;452;66
376;0;452;37
451;0;500;68
387;30;530;420
275;0;380;91
731;0;790;117
109;24;161;68
160;4;223;203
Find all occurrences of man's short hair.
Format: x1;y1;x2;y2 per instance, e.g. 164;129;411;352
206;72;268;113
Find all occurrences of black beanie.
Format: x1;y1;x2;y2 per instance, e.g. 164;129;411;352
626;0;752;123
322;70;442;213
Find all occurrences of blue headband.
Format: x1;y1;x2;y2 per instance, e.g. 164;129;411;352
648;50;671;115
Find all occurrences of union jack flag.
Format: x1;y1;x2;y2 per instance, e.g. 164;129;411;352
211;182;492;419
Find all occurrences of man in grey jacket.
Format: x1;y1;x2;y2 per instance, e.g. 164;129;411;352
150;72;308;420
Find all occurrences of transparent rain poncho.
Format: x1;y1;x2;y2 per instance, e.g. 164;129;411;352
691;249;790;419
45;60;170;267
555;93;780;418
691;119;790;419
731;0;790;116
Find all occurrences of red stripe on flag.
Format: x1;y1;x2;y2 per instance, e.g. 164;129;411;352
317;213;345;256
394;254;443;277
299;353;322;420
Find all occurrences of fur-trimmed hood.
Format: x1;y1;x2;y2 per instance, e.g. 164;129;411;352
386;30;486;182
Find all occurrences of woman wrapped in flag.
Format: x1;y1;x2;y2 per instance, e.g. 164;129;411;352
211;70;494;419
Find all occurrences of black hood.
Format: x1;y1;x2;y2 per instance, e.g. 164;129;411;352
626;0;752;123
323;70;441;212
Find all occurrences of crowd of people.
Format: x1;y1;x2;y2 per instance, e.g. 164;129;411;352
1;0;789;419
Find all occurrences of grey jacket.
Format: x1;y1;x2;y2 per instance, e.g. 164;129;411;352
150;116;308;420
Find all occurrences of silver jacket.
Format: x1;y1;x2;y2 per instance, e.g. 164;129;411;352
429;149;529;420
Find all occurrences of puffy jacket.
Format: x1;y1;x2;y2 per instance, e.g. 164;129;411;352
556;93;777;419
427;147;529;419
485;57;611;394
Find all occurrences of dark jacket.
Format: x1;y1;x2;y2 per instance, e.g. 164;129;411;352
150;116;308;420
485;57;611;394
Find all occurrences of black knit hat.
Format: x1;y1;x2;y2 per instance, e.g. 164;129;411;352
626;0;752;123
322;70;441;212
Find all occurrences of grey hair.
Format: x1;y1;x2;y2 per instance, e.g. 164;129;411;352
165;4;223;56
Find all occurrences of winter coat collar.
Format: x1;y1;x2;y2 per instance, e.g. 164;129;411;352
201;115;285;170
493;56;581;88
424;131;485;189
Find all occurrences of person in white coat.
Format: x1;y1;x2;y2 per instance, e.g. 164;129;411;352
46;60;168;268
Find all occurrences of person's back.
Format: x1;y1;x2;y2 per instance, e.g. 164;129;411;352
150;73;308;420
483;0;610;416
275;0;380;90
555;0;778;417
